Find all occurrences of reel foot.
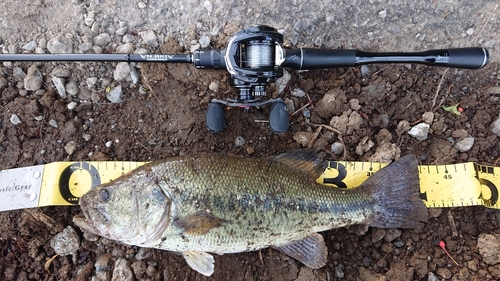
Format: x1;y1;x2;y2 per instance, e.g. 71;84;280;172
206;103;225;132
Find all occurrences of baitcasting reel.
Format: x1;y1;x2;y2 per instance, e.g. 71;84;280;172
0;25;490;133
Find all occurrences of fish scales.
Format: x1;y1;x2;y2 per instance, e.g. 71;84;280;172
74;151;427;276
148;155;373;253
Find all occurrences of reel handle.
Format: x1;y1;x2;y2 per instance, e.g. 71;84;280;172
282;47;489;70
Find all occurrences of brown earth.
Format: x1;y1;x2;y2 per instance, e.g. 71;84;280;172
0;37;500;280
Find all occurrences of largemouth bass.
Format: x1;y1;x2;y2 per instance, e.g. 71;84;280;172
74;151;427;276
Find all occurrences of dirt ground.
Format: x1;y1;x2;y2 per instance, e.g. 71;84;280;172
1;1;500;280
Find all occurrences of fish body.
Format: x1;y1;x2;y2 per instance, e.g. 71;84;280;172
74;151;427;276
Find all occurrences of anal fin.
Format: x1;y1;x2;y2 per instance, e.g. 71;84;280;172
273;233;327;269
182;251;215;276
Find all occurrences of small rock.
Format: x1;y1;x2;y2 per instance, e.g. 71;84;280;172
209;80;219;92
427;272;439;281
349;99;361;111
93;33;111;47
355;136;374;156
129;66;140;84
334;265;345;278
139;30;158;47
199;35;210;48
428;208;442;218
24;65;43;91
105;141;113;147
314;89;347;118
83;134;92;141
454;136;474;152
302;108;311;118
392;240;405;248
478;233;500;265
67;102;77;110
106;85;123;103
293;131;313;147
235;136;246;147
10;114;21;125
87;77;98;88
371;228;386;243
203;0;213;13
50;226;80;256
408;123;430;141
51;67;72;78
436;267;452;279
396;120;411;136
451;129;469;139
64;141;77;155
490;114;500;137
138;1;147;9
283;99;295;113
22;41;37;51
66;80;79;96
0;76;8;92
111;258;134;281
49;119;58;128
135;247;152;260
246;146;255;155
114;62;131;81
47;35;73;53
52;77;67;98
330;142;344;155
291;87;306;97
422;111;434;124
116;26;128;36
130;261;147;279
466;28;474;36
487;86;500;95
384;228;402;243
95;254;113;281
13;67;27;81
116;43;134;54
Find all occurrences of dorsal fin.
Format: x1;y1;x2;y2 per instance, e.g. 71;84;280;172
272;149;326;179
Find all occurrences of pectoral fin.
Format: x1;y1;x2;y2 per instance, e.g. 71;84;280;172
174;211;227;235
182;251;215;276
273;233;327;269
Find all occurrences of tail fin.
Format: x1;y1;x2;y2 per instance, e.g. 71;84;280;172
362;155;428;228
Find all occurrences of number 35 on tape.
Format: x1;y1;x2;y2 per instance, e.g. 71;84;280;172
316;160;500;209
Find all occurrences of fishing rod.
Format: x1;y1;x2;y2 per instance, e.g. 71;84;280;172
0;25;490;133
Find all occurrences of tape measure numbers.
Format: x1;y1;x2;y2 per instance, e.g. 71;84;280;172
0;159;498;212
316;161;500;209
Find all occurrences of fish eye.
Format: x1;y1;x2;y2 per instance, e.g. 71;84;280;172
99;189;110;202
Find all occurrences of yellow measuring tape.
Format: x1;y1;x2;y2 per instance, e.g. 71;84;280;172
1;159;498;211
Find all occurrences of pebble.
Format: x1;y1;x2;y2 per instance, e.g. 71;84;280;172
107;85;123;103
22;41;37;52
13;67;27;81
427;272;439;281
87;77;98;88
291;87;306;97
371;228;385;243
67;101;77;110
478;233;500;265
235;136;246;147
139;30;158;47
392;240;405;248
135;247;152;260
83;134;92;141
64;141;77;155
408;123;430;141
95;254;113;281
293;131;313;147
330;142;344;155
49;119;58;128
199;35;210;48
116;26;128;36
283;99;295;113
454;136;475;152
0;76;7;92
209;80;219;92
302;108;311;118
66;80;79;96
49;226;80;256
114;62;131;81
93;33;111;47
52;77;67;98
105;140;113;147
384;228;402;243
203;0;213;13
111;258;134;281
130;65;140;84
436;267;452;279
51;67;72;78
422;111;434;124
47;35;73;53
490;114;500;137
334;265;345;278
10;114;21;125
116;43;134;54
